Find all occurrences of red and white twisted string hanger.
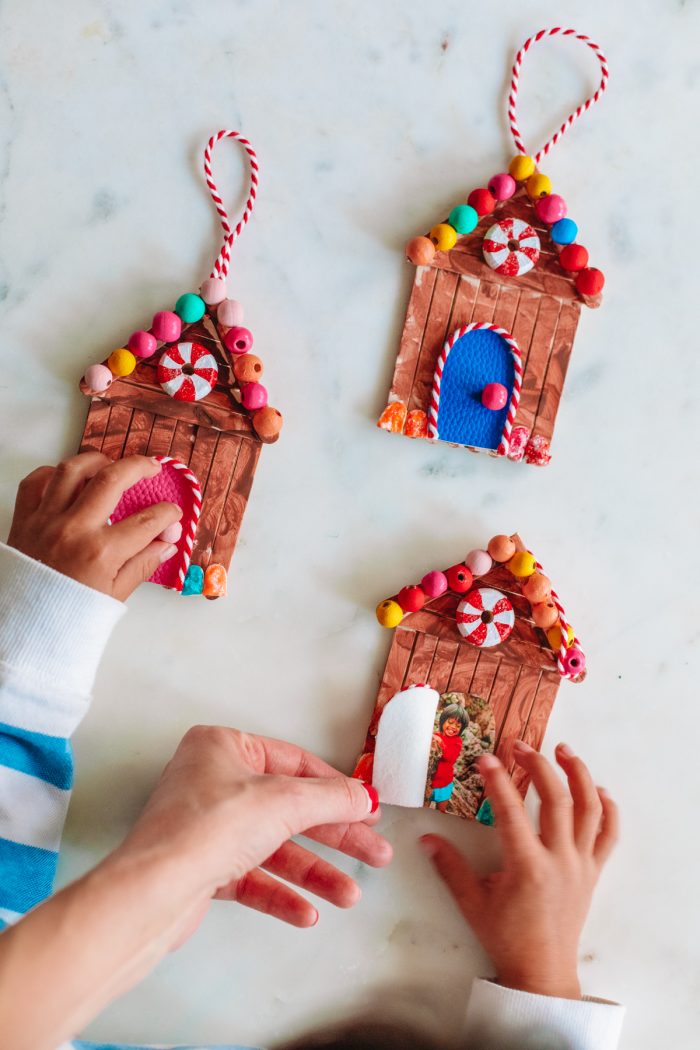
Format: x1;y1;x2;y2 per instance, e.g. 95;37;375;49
508;28;609;165
203;129;260;280
529;551;585;681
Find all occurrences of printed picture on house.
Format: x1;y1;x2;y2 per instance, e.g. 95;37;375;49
424;692;495;820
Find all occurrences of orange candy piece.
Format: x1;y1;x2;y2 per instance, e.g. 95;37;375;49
377;401;407;434
405;409;428;438
203;564;227;599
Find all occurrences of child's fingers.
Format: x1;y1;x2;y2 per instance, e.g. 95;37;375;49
593;788;619;869
513;742;573;851
261;840;361;909
217;868;319;928
41;452;111;514
108;500;182;563
418;834;485;924
111;539;178;601
478;754;540;870
70;455;162;523
555;744;603;853
303;819;393;868
13;465;55;516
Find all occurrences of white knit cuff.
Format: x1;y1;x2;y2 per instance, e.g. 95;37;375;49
0;543;125;736
465;977;625;1050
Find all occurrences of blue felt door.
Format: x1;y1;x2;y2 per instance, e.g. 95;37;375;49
436;328;515;449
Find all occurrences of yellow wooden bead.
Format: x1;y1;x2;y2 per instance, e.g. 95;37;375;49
507;551;537;578
509;154;536;181
429;223;458;252
547;623;574;650
376;599;404;628
526;173;552;200
107;348;136;377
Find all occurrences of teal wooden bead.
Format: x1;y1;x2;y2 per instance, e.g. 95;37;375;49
175;293;206;324
448;204;478;235
182;564;204;596
551;218;578;245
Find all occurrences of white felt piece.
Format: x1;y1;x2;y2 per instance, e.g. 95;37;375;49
372;685;439;807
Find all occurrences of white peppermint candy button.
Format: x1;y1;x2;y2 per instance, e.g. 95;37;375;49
456;587;515;647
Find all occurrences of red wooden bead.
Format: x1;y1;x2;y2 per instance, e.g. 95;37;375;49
445;564;473;593
467;188;496;217
559;244;589;272
397;585;425;613
576;267;605;297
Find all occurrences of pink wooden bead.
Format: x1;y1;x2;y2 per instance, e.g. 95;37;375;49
421;570;448;598
199;277;227;305
128;330;157;359
535;194;567;224
217;298;244;327
562;646;586;677
241;382;268;410
152;311;182;343
83;364;113;394
465;549;492;577
224;326;254;355
482;382;508;410
487;173;516;201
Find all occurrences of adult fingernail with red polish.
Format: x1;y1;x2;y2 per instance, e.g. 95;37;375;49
362;783;379;814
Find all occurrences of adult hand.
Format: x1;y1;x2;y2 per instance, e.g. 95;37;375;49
7;452;182;600
420;742;618;1000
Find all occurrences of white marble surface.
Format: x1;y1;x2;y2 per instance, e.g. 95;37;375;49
0;1;698;1047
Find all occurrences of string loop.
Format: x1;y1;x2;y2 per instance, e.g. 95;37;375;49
508;28;609;165
203;129;259;280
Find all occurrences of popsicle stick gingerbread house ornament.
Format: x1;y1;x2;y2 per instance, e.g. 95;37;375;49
353;534;585;823
78;131;283;598
378;28;609;466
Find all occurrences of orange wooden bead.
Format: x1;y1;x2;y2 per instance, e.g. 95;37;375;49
522;573;551;604
532;600;559;629
203;564;227;599
252;405;283;442
234;354;264;383
406;236;437;266
487;534;516;563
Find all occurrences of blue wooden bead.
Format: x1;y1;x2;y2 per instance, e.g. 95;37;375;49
551;217;578;245
182;564;204;595
448;204;478;235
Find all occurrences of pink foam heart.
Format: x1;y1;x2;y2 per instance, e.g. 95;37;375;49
109;457;202;591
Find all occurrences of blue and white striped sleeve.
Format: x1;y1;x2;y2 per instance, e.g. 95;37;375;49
0;542;125;930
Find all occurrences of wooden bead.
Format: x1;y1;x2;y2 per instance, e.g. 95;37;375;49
576;267;605;297
420;570;448;598
482;382;508;410
107;348;136;377
82;363;113;394
252;405;283;442
551;217;578;245
467;188;496;217
397;585;425;613
562;646;586;676
465;549;492;576
445;564;473;593
203;563;227;599
448;204;478;234
487;534;516;563
429;223;458;252
522;573;551;604
217;298;244;327
199;277;227;305
559;244;589;272
532;600;559;629
547;623;574;650
152;311;182;343
224;326;254;355
508;154;536;181
175;293;206;324
507;551;536;578
233;354;264;383
526;173;552;199
128;331;157;358
487;173;516;201
535;194;567;224
241;382;268;411
376;599;404;628
406;235;437;265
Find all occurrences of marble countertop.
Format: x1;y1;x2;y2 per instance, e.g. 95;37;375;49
0;1;697;1047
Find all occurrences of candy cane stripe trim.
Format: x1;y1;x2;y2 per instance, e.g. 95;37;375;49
427;323;523;456
154;456;202;591
528;551;585;680
203;130;259;280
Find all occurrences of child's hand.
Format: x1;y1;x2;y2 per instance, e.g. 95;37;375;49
117;725;392;936
420;742;618;1000
7;452;183;600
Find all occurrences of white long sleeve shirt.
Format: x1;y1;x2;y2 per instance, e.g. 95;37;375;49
0;542;625;1050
